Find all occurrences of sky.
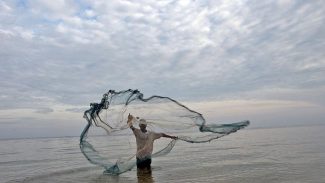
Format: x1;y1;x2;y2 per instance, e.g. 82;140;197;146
0;0;324;139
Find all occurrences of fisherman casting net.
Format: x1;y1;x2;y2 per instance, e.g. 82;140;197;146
80;89;249;174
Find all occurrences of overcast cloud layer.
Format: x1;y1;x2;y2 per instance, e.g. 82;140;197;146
1;0;325;138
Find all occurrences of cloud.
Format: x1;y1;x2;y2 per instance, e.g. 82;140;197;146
184;98;325;128
0;0;325;136
34;107;54;114
65;107;89;113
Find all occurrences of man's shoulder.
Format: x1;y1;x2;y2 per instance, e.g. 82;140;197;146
133;128;141;134
149;131;162;136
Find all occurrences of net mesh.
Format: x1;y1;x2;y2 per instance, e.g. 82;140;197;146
80;89;249;174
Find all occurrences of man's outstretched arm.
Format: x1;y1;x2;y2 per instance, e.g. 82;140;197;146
162;133;177;140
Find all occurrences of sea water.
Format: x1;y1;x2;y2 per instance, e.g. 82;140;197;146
1;125;325;183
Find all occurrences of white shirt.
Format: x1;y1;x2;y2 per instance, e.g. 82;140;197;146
133;128;163;159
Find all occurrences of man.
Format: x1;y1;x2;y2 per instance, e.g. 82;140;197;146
127;114;177;169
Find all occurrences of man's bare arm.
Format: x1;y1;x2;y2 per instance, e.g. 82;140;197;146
130;124;135;131
162;133;177;140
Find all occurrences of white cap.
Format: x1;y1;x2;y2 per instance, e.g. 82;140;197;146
139;119;147;125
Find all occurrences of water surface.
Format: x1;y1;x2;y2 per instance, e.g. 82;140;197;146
1;125;324;183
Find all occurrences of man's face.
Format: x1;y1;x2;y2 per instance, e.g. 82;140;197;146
139;124;147;130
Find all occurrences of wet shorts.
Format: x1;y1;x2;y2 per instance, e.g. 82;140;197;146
136;157;152;169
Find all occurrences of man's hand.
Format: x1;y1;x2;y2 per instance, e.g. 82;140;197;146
127;113;133;122
127;113;134;128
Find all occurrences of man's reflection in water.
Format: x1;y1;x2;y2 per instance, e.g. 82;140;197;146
137;167;154;183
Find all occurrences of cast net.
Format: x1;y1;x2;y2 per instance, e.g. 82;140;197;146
80;89;249;174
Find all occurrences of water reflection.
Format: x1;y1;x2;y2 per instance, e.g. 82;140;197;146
137;168;154;183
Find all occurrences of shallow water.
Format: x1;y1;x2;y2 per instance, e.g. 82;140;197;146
1;125;325;183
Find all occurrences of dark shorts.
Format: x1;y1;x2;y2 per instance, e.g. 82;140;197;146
136;157;151;169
